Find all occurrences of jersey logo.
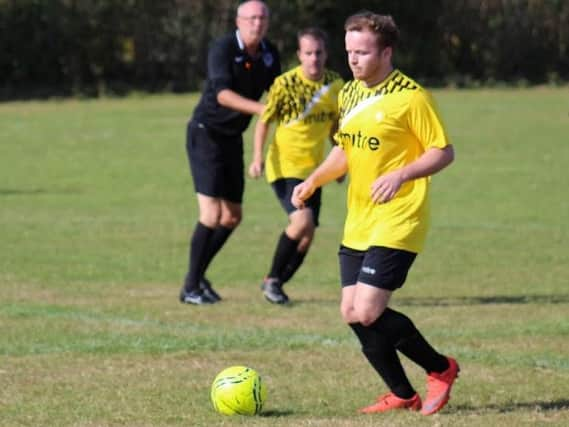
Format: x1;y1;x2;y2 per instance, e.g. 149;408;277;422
339;94;384;130
336;130;380;151
285;84;331;127
263;52;274;67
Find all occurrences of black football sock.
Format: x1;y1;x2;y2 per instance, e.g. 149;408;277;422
199;225;234;277
349;322;416;399
268;232;299;280
183;222;214;293
280;250;307;283
372;308;449;374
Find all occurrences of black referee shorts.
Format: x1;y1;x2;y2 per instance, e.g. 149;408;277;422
271;178;322;227
186;120;244;204
338;245;417;290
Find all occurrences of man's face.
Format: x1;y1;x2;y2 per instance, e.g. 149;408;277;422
297;35;327;81
345;29;387;85
236;1;269;48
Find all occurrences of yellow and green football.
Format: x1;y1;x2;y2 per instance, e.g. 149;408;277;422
210;366;267;416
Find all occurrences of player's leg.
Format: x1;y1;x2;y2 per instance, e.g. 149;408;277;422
356;246;459;415
180;193;221;304
194;133;245;301
261;179;297;303
180;121;224;304
261;179;316;303
201;200;240;266
261;230;299;304
374;304;460;415
279;186;321;284
279;233;311;284
276;208;315;278
339;245;421;413
198;199;242;301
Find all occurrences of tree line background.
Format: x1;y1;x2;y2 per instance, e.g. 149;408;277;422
1;0;568;100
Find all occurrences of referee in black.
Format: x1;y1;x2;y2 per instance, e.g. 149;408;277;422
180;0;281;304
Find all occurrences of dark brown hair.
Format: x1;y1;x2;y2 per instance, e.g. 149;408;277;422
344;11;399;50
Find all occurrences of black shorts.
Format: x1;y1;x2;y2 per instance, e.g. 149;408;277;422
186;120;244;204
271;178;321;227
338;245;417;290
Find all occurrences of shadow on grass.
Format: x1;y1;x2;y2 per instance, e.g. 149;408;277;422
259;409;295;417
263;294;569;309
397;294;569;307
0;188;47;196
453;398;569;413
285;299;338;309
0;188;82;196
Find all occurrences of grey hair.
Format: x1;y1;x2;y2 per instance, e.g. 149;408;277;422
237;0;270;18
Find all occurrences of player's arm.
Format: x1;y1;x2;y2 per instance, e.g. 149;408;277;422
249;79;280;178
401;145;454;180
371;89;454;203
208;39;264;116
370;145;454;204
248;118;270;178
292;146;348;209
328;120;346;183
217;89;264;115
328;120;338;147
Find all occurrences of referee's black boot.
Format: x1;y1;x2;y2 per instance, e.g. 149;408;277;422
200;277;222;302
179;287;216;305
261;278;289;304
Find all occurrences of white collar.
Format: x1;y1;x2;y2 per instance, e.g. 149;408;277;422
235;30;266;52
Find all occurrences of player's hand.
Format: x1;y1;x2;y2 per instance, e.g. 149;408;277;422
370;170;403;203
248;160;264;179
291;181;315;209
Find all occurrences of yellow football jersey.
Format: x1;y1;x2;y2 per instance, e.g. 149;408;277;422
261;66;343;183
334;70;450;253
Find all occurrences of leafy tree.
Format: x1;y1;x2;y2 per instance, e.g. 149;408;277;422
0;0;567;99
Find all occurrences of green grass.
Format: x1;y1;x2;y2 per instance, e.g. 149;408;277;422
1;88;569;426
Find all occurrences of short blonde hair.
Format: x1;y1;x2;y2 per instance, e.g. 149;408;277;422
297;27;329;49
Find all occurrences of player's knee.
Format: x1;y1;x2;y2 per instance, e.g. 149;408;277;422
199;209;221;228
340;301;364;324
297;236;312;252
358;314;377;327
220;212;242;228
354;306;383;327
288;217;314;239
339;304;352;323
299;217;315;235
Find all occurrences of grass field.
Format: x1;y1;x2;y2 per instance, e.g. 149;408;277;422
1;87;569;426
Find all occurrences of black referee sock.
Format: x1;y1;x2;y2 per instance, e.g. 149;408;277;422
200;225;234;277
280;250;307;283
268;232;299;280
372;308;449;374
183;222;214;293
349;322;416;399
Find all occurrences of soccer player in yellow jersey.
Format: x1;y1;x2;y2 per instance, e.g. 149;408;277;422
292;13;459;415
248;28;344;304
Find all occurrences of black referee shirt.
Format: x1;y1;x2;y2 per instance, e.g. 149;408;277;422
192;31;281;137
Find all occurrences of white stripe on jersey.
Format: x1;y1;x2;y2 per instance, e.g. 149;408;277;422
284;84;331;127
339;94;384;130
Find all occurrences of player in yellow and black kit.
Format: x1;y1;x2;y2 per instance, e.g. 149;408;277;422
293;13;459;416
248;27;343;304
